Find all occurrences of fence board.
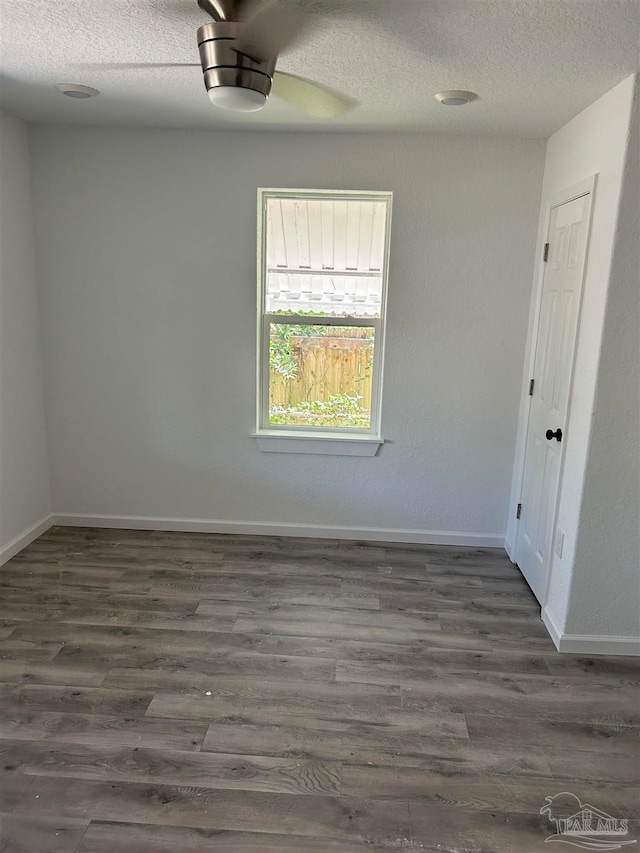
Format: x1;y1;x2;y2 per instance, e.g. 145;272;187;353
269;333;373;411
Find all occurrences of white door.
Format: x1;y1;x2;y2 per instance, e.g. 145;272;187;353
515;192;591;603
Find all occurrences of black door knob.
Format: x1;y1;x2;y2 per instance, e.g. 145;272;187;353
546;428;563;442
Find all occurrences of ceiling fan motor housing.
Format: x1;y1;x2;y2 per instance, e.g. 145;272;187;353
197;22;276;100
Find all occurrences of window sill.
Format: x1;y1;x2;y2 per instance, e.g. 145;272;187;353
252;432;384;456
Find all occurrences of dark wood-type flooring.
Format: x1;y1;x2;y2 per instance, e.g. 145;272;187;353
0;527;638;852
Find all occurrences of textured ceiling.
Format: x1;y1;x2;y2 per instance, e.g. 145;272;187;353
0;0;638;136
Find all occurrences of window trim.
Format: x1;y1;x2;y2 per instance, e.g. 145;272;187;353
255;188;393;446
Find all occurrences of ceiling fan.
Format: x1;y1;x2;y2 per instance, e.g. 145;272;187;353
91;0;356;117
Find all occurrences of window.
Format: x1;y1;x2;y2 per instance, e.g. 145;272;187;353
255;189;392;454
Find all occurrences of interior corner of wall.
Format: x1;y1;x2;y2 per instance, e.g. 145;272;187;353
503;536;514;561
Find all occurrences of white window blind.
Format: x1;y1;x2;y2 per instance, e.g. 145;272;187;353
265;198;387;317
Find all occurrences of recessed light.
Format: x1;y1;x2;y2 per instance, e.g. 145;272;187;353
56;83;100;99
435;90;477;106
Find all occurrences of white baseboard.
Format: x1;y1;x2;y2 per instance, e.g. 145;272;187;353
543;605;640;656
0;514;54;566
557;634;640;656
52;512;505;548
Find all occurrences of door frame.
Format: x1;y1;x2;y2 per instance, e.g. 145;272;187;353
510;174;598;609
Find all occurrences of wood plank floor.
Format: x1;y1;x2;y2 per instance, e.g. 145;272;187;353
0;527;638;852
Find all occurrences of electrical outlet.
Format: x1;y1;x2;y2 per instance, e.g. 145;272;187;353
555;528;565;558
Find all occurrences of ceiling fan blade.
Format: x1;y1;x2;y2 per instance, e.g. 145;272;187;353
271;71;355;118
234;0;308;62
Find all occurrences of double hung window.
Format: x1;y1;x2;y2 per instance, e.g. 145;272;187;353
256;189;392;450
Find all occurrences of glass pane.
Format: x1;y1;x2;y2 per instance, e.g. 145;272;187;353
265;197;386;318
269;324;374;429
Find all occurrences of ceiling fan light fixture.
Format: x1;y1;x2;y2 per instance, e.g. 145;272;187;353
208;86;267;112
435;90;477;106
198;20;274;113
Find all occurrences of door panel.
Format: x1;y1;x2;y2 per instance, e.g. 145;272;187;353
515;193;590;603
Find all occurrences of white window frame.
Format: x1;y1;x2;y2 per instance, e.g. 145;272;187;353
253;188;392;456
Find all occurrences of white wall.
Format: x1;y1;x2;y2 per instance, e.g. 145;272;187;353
0;112;51;560
30;126;544;542
507;74;638;644
564;78;639;640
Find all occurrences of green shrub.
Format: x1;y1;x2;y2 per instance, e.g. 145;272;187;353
269;393;370;429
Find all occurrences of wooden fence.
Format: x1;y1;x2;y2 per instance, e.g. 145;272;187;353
269;331;373;410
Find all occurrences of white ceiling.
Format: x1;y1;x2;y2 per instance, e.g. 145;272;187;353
0;0;638;136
